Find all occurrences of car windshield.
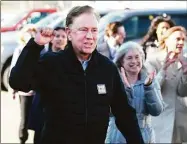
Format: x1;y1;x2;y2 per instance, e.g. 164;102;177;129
99;11;126;32
35;12;65;28
2;11;28;27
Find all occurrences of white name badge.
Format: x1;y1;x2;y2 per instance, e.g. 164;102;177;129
97;84;107;94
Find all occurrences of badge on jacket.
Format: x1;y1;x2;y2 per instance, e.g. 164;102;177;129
97;84;107;94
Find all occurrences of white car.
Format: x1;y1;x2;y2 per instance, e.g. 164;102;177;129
1;30;20;90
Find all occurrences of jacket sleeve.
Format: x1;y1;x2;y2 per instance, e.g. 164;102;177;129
10;46;22;71
144;78;165;116
177;71;187;97
9;38;45;92
110;66;144;144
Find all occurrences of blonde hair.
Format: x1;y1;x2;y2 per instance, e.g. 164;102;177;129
159;26;187;50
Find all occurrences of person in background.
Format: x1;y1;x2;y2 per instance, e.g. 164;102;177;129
144;26;187;143
9;5;144;144
105;41;164;143
47;27;67;52
9;26;37;144
141;15;175;59
97;21;126;60
28;26;68;144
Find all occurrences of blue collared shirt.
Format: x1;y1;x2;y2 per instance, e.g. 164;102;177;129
80;56;92;71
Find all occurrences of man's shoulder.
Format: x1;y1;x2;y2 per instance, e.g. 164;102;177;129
96;51;116;69
40;50;63;63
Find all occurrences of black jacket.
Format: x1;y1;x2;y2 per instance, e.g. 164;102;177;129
9;38;144;144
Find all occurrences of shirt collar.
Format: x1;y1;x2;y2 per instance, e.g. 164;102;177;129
80;55;92;71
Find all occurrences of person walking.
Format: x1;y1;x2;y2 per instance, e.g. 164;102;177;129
9;5;144;144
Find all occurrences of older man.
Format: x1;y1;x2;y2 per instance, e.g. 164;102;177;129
9;5;144;144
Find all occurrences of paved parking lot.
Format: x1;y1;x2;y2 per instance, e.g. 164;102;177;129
1;91;34;143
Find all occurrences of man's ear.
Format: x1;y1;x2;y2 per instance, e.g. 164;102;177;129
66;27;72;41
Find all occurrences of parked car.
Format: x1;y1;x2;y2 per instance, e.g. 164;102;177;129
1;8;57;32
98;8;187;43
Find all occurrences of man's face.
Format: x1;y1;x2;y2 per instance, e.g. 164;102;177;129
115;26;126;45
51;29;67;51
67;13;98;57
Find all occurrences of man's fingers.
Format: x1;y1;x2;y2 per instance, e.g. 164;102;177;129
39;28;54;37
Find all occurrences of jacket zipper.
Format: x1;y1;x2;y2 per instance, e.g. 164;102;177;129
84;72;88;133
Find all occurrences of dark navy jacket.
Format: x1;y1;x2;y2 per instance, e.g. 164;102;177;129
9;38;144;144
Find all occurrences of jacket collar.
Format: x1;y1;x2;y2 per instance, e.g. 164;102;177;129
63;42;99;74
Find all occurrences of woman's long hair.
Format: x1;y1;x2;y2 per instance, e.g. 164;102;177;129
141;15;175;46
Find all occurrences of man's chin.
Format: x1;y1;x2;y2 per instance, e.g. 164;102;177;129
82;49;95;55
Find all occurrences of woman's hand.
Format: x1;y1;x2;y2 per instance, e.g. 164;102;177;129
120;67;130;87
163;51;178;71
144;71;155;86
179;56;187;75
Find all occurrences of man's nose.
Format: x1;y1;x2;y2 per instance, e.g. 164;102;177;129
179;39;184;45
86;30;93;39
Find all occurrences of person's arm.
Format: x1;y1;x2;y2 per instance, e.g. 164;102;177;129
110;67;144;144
177;71;187;97
9;28;54;92
10;46;22;71
8;45;22;95
9;38;44;92
144;59;166;87
144;78;165;116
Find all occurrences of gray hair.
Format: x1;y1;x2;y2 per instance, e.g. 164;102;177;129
66;5;100;27
113;41;145;68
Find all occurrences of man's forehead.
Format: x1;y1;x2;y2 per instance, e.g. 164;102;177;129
70;13;98;28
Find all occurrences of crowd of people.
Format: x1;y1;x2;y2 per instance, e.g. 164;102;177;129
8;5;187;144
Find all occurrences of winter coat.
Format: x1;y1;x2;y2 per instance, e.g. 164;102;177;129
145;50;187;143
9;38;144;144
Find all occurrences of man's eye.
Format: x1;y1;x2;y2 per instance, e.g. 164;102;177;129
79;28;87;31
92;29;98;32
56;35;60;38
136;56;139;59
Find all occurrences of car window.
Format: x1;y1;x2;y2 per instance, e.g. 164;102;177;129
171;14;187;29
137;15;154;38
123;16;138;40
29;12;49;24
123;15;156;41
99;11;125;32
35;12;62;28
